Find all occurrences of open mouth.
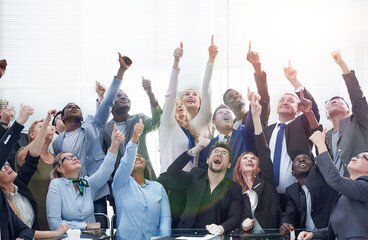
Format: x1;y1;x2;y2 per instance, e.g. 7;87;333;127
299;163;307;168
135;160;143;164
214;159;221;165
223;116;230;121
245;163;254;167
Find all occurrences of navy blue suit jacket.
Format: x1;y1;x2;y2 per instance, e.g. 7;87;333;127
198;109;255;178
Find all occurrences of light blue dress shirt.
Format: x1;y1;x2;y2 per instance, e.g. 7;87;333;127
112;141;171;239
46;150;117;230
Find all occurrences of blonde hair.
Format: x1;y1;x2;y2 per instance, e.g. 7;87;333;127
50;152;68;179
28;119;44;142
175;99;199;142
5;191;24;222
179;88;202;104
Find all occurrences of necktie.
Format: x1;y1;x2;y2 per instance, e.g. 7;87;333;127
181;127;196;163
273;123;286;187
68;178;89;196
224;135;230;144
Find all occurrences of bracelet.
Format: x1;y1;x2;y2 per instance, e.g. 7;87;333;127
0;121;8;126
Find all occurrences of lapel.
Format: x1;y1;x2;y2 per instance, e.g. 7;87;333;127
326;129;333;149
337;118;348;144
265;123;277;143
252;175;264;196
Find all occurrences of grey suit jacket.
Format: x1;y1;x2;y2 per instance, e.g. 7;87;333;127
103;105;162;180
326;71;368;177
312;152;368;240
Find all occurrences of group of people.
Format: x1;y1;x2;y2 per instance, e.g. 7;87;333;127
0;36;367;240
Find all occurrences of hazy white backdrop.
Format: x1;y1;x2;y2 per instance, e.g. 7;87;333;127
1;0;368;174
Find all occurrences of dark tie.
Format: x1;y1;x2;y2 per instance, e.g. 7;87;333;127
224;135;230;144
273;123;286;187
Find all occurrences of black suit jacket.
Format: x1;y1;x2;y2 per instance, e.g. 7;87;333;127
264;88;320;162
282;164;338;229
13;152;41;230
159;151;242;232
241;133;282;229
0;189;34;240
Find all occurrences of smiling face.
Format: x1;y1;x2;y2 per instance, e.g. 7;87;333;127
0;162;17;187
113;90;131;113
207;147;231;173
347;152;368;179
62;103;83;123
224;89;245;112
277;93;299;119
56;153;82;178
212;105;233;134
292;154;314;179
239;153;260;174
175;99;188;121
133;153;146;172
179;89;201;113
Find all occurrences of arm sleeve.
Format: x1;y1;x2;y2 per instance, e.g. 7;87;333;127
316;151;368;202
254;132;276;185
281;188;298;226
254;71;270;127
312;227;329;239
46;181;86;230
94;77;122;129
161;68;180;128
88;150;118;198
0;121;24;167
112;141;138;192
159;184;172;236
343;70;368;128
221;184;242;232
15;152;39;186
11;207;34;240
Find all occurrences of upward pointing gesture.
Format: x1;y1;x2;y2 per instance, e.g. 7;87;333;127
208;35;218;63
246;41;262;74
173;42;183;70
132;119;145;144
284;60;302;89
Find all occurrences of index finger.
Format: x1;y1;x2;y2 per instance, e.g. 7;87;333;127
299;90;304;99
180;42;183;49
211;35;214;45
139;118;143;124
288;59;291;66
3;101;8;109
142;76;146;81
248;41;251;53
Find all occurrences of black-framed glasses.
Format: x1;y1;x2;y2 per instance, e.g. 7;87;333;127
62;155;76;163
1;162;10;172
325;97;345;107
212;149;229;156
355;153;368;161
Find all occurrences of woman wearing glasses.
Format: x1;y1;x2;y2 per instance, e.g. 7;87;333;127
233;100;282;232
0;109;69;238
46;122;129;230
297;130;368;240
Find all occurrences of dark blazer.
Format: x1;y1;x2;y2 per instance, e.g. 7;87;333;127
312;152;368;240
282;164;338;229
264;88;320;162
159;151;242;232
13;152;41;230
103;106;162;180
0;190;34;240
198;109;255;179
0;121;24;166
326;71;368;177
241;133;282;229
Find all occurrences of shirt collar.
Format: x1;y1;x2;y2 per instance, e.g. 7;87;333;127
218;132;232;142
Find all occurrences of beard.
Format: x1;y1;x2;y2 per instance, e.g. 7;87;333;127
209;163;225;173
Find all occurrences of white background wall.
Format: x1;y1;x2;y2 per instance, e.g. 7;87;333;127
1;0;367;175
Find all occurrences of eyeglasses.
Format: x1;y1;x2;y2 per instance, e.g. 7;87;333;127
325;97;345;107
211;149;229;156
62;155;76;163
355;154;368;161
1;162;10;172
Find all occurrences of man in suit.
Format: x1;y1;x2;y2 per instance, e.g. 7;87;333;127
52;53;131;214
198;104;254;179
161;140;242;236
298;131;368;240
263;62;320;211
280;153;338;237
102;77;161;180
325;51;368;177
223;42;270;129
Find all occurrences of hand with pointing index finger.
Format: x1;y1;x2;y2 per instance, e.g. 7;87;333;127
208;35;218;63
297;90;312;114
132;119;145;144
117;52;132;70
246;41;260;65
173;42;184;61
0;101;14;125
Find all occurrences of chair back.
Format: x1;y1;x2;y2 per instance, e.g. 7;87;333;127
94;213;109;229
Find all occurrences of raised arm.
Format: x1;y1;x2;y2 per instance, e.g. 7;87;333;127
112;120;143;191
247;42;270;126
0;101;14;130
331;50;368;127
310;130;368;202
297;91;319;130
94;53;131;128
159;184;172;236
0;104;33;167
89;123;126;194
142;76;163;132
192;36;217;135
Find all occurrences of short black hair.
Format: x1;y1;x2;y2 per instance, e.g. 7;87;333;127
223;89;235;105
208;141;233;164
52;110;63;127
